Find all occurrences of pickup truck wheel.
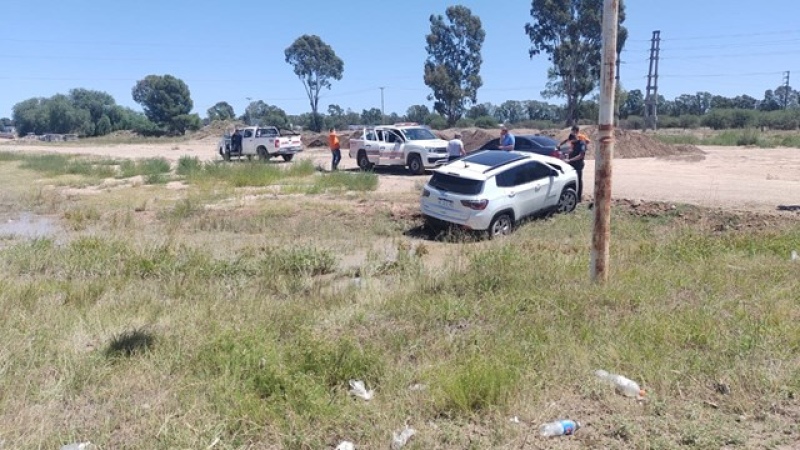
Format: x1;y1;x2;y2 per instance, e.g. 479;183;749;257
257;147;270;161
408;154;424;175
282;154;294;162
222;148;231;161
357;151;373;171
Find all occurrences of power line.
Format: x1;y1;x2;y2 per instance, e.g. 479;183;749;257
628;29;800;42
661;49;800;61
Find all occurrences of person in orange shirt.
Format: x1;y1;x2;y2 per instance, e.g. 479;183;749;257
328;127;342;171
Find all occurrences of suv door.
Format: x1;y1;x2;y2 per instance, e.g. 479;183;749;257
495;162;552;218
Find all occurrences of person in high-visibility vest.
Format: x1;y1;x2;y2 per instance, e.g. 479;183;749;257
328;128;343;171
560;126;589;202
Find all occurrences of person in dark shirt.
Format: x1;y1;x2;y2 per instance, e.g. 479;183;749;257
231;127;243;155
565;134;586;202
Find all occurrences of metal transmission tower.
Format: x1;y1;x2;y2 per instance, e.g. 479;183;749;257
644;30;661;130
783;71;790;110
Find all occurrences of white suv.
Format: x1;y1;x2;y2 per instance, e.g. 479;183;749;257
420;150;579;237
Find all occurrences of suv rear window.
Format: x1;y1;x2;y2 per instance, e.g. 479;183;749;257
429;172;484;195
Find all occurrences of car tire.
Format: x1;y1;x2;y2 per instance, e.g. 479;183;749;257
257;147;270;161
408;154;424;175
223;149;231;161
282;154;294;162
557;187;578;214
357;151;373;171
488;213;513;238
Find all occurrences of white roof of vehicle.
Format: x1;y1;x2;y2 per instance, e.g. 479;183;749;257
434;150;570;181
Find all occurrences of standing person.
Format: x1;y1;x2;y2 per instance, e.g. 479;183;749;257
231;127;243;155
328;127;342;170
565;133;587;202
447;132;466;162
498;124;515;151
559;125;591;150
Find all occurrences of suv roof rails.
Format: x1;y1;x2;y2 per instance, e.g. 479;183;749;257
481;153;528;174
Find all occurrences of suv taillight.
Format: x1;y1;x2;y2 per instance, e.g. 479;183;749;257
461;199;488;210
275;139;280;147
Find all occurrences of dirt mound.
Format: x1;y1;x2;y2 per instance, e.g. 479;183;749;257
302;131;357;149
549;126;705;159
448;125;706;159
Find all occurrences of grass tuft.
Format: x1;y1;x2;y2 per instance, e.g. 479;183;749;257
105;327;157;358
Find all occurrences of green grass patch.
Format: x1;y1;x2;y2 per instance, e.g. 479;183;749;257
186;159;316;187
176;155;202;176
2;194;800;448
118;157;171;178
285;170;379;194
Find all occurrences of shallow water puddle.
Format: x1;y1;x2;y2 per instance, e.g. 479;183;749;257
0;212;59;238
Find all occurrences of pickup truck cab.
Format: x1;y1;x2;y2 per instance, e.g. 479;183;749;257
219;126;303;162
348;123;449;175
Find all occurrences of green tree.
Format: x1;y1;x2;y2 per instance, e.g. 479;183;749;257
207;101;235;121
620;89;644;118
241;101;290;129
360;108;383;125
424;5;485;126
466;102;493;119
68;88;117;136
495;100;526;124
132;74;198;134
12;98;46;135
525;0;627;125
285;35;344;132
524;100;559;121
405;104;431;124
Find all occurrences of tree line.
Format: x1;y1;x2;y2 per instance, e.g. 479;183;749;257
6;1;800;136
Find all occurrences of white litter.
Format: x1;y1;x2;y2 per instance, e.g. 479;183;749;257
335;441;355;450
509;416;521;424
391;425;417;450
791;250;798;261
60;443;95;450
348;379;373;401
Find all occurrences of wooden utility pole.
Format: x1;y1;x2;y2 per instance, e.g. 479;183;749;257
591;0;619;283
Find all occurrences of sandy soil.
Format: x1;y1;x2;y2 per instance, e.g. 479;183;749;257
2;138;798;213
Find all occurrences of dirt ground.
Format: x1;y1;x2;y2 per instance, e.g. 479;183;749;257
2;131;798;213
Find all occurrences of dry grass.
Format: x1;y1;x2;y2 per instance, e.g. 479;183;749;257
1;157;799;449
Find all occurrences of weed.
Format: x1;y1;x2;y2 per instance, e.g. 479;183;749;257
176;155;202;175
105;327;157;358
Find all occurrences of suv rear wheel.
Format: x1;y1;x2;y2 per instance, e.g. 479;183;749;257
408;154;424;175
488;213;513;238
557;187;578;213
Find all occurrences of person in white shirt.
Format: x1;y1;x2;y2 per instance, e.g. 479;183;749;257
447;132;466;162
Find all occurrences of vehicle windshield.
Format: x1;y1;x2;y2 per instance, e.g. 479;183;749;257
401;127;437;141
428;172;484;195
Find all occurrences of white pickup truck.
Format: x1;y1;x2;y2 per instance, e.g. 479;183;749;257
218;126;303;162
348;123;449;175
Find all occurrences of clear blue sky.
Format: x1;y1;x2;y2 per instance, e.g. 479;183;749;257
1;0;799;120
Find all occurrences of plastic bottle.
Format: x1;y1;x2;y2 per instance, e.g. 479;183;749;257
539;419;580;437
595;369;646;398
